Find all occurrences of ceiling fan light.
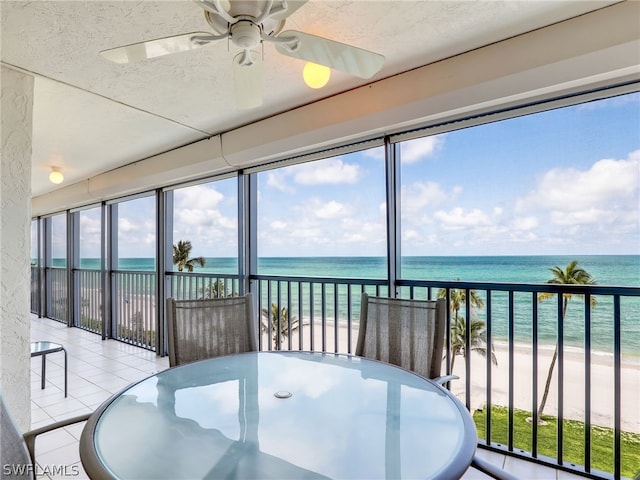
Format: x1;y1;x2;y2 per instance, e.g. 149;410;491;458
49;167;64;184
303;62;330;89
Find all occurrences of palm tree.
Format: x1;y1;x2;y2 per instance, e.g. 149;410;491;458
437;285;497;371
261;303;300;350
172;240;206;272
536;260;596;422
199;279;226;299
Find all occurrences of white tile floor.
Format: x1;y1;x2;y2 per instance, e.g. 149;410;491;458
29;314;584;480
30;315;168;479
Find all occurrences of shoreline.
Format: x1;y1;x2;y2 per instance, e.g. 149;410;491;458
295;317;640;362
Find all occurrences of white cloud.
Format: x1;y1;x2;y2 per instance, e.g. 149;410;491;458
266;170;295;193
315;200;354;219
173;185;236;231
402;181;452;213
403;229;420;241
508;230;538;243
343;232;368;243
118;218;139;233
340;219;386;246
290;227;329;244
79;213;101;235
513;216;539;230
434;207;493;230
549;208;613;226
516;151;640;224
259;196;386;255
361;146;385;161
175;185;223;210
293;158;360;185
164;182;239;256
400;135;445;164
270;220;287;230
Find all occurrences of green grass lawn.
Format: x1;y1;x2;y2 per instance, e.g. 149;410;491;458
473;406;640;479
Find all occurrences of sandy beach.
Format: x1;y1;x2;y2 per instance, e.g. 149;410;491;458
262;321;640;434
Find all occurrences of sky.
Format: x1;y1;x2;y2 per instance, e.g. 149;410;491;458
49;92;640;259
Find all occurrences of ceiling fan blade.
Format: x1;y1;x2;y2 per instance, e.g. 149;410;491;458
100;32;218;64
274;30;384;79
233;50;263;109
270;0;309;20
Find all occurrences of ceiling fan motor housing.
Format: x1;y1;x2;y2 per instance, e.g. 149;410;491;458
231;20;262;49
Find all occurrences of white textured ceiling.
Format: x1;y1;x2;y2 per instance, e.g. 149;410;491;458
0;0;617;197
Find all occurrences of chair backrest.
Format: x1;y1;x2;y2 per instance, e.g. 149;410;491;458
1;396;33;479
355;293;446;379
166;294;258;367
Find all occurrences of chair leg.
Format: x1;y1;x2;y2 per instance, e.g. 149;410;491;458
41;354;46;390
63;347;68;398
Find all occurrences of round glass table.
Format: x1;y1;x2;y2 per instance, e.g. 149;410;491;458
80;351;476;479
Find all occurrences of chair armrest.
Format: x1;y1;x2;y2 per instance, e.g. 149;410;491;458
432;374;459;386
471;455;519;480
23;413;92;473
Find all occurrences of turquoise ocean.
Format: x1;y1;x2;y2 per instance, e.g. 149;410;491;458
68;255;640;355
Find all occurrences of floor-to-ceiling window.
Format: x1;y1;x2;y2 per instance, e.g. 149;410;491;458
395;91;640;472
30;218;41;314
167;177;239;298
255;146;387;351
399;94;640;275
75;206;103;333
110;195;156;349
45;213;67;322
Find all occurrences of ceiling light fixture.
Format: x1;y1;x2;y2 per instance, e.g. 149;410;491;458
49;167;64;184
303;62;330;89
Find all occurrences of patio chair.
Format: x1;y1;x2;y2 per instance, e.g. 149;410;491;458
1;395;90;479
166;294;258;367
356;294;517;480
356;293;455;384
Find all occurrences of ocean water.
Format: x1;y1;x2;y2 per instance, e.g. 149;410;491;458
62;255;639;354
69;254;639;287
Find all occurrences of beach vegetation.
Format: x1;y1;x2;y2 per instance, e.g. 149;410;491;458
116;311;156;348
474;405;640;479
172;240;206;272
199;279;230;298
79;314;103;333
437;286;497;371
261;304;300;350
536;261;596;422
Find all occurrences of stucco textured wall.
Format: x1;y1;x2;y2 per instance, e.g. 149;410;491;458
1;66;33;431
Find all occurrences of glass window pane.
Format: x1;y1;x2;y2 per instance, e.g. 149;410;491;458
50;214;66;268
399;92;640;282
116;196;156;270
257;147;387;277
171;178;238;274
30;219;38;265
79;207;102;269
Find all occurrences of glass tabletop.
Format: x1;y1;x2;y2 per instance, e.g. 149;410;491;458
30;341;64;355
81;351;476;479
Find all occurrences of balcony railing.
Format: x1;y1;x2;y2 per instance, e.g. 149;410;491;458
29;266;640;479
75;269;103;334
46;266;67;323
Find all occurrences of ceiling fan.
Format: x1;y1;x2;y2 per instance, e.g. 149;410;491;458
100;0;385;109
